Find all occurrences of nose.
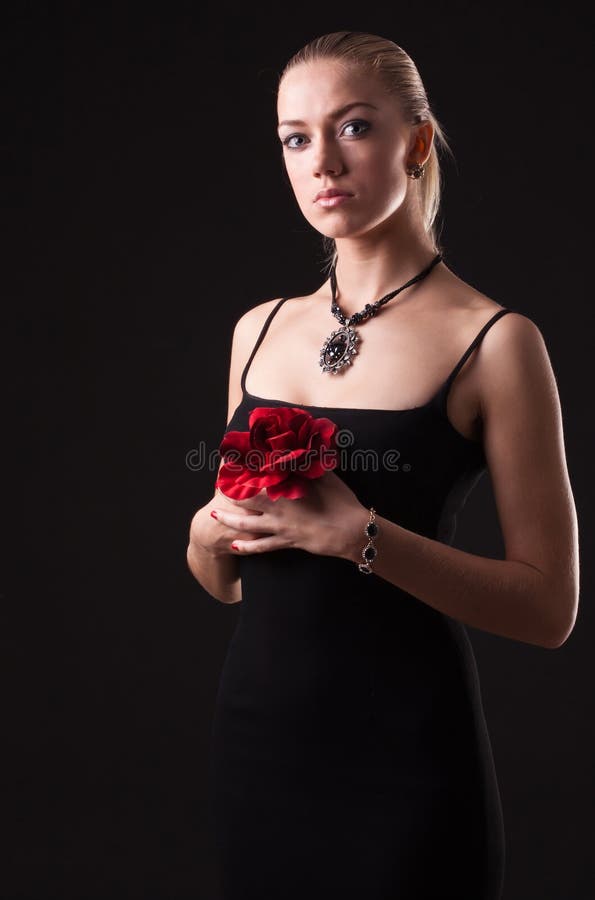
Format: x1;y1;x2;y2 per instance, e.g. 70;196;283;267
311;135;344;178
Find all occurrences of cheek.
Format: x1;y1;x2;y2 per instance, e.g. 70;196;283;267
363;146;408;206
283;155;309;191
363;142;404;180
283;160;317;214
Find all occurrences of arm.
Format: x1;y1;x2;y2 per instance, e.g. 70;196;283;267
186;458;243;605
186;298;284;604
341;313;579;649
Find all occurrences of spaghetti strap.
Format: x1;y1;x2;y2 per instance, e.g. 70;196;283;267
240;297;291;393
435;307;514;414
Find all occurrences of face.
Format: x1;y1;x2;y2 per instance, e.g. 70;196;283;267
276;60;432;241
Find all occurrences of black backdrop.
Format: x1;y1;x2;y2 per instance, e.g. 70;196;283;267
4;3;594;898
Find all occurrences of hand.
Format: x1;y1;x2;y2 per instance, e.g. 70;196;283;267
190;492;265;559
209;470;368;560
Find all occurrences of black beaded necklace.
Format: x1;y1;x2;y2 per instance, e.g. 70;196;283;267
319;252;443;374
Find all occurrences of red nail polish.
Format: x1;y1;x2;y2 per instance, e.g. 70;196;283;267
231;543;239;551
210;510;218;519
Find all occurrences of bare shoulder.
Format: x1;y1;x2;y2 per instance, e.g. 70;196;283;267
235;296;286;333
440;272;541;361
231;296;288;372
452;280;549;415
225;297;286;426
473;303;551;410
467;290;563;471
435;273;547;434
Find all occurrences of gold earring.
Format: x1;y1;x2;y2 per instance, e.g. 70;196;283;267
406;162;425;179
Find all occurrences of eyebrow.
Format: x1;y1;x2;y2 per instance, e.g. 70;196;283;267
277;101;379;130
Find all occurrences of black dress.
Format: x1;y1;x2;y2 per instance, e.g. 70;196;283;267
209;297;511;899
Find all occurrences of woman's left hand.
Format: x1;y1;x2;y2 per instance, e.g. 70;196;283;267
211;470;367;560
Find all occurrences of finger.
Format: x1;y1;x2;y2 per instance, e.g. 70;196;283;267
231;535;284;554
213;509;270;532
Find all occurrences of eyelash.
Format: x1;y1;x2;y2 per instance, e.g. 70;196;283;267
281;119;371;150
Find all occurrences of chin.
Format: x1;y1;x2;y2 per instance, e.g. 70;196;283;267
301;205;361;230
320;222;368;240
305;211;364;234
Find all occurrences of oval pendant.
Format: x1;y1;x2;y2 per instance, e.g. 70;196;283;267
319;325;359;374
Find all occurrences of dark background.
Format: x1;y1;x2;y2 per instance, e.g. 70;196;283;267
4;2;594;898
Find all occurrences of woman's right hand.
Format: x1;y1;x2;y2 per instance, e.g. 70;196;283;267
189;491;267;559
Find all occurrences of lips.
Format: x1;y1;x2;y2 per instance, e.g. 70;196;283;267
314;189;353;201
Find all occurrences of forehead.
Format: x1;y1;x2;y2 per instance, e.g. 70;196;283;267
277;60;389;120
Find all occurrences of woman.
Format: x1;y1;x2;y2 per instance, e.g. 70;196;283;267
187;31;579;900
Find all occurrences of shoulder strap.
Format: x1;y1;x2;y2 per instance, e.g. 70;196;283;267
434;307;513;414
240;297;290;392
445;308;513;389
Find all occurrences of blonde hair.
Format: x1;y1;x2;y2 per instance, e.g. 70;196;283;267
277;31;454;274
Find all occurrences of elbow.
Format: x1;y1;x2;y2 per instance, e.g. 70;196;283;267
186;542;199;579
544;619;576;649
542;584;579;650
543;631;568;650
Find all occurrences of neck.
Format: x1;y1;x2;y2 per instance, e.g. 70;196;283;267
326;225;441;318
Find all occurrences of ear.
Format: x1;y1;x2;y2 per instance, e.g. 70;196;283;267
407;120;434;167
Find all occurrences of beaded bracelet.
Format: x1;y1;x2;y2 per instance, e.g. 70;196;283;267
358;507;379;574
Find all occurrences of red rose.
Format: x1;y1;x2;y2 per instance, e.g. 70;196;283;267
215;406;339;501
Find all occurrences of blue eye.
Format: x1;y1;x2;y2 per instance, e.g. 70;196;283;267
281;119;370;150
